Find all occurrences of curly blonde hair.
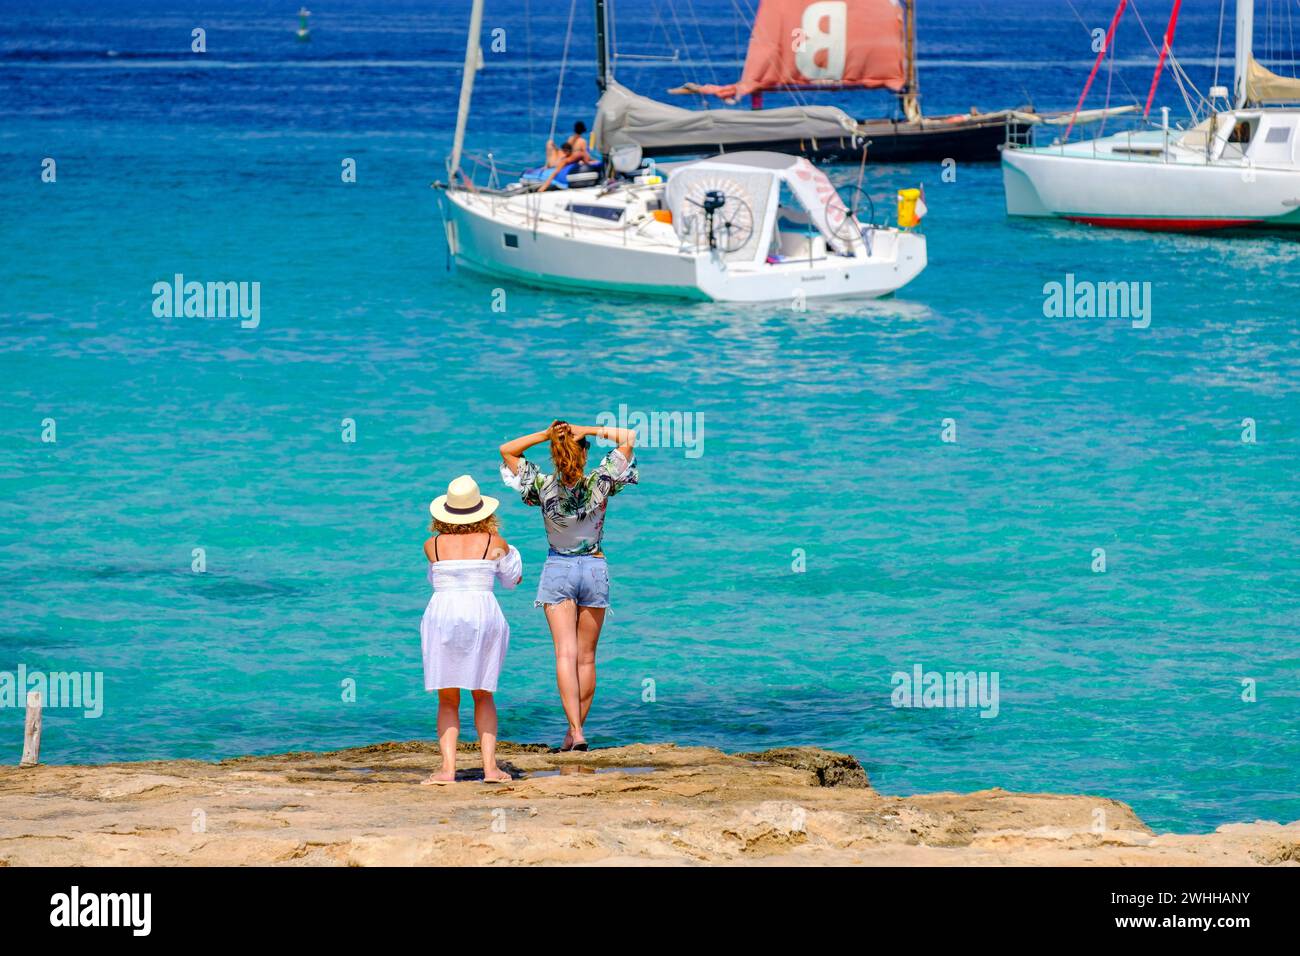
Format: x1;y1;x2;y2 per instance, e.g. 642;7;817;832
549;420;589;487
430;514;500;536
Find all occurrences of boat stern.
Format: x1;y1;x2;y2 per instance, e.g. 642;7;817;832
692;227;927;303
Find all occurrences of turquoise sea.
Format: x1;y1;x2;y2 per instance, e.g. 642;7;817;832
1;0;1297;832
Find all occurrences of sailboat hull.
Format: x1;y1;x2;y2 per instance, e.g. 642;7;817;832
637;113;1025;164
1003;144;1300;232
441;185;927;303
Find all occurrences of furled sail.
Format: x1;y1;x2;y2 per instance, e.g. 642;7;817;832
592;80;862;153
678;0;906;103
1246;55;1300;103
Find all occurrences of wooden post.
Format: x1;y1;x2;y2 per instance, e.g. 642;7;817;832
20;691;42;767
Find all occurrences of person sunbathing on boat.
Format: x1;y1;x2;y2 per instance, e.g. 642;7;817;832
545;120;590;166
539;140;595;191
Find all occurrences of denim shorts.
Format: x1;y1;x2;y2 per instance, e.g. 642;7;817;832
535;552;610;608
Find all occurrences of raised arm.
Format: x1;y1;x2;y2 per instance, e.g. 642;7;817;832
574;423;636;460
499;427;552;475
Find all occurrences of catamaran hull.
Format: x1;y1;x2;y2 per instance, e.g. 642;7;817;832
1003;147;1300;231
443;193;927;303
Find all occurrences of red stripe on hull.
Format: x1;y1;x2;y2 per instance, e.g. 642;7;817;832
1064;215;1256;232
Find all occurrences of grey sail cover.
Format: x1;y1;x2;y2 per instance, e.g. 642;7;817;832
591;80;861;153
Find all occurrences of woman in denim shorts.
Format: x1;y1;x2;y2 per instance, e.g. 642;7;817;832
500;420;638;751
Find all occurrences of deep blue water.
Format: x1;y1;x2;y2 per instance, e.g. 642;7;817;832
0;0;1297;832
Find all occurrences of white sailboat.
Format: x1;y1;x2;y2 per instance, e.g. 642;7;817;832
433;0;928;302
1002;0;1300;232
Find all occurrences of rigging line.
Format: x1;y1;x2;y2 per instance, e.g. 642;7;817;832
608;0;619;81
1286;0;1294;77
729;0;817;110
1285;0;1294;71
656;0;694;79
1126;0;1161;54
742;0;838;112
1130;0;1202;116
1213;0;1226;90
662;0;704;88
1061;0;1143;107
1099;9;1118;136
548;0;578;146
524;0;536;144
1284;0;1296;74
681;0;721;87
1264;0;1270;66
644;0;683;88
734;5;741;72
1168;57;1203;119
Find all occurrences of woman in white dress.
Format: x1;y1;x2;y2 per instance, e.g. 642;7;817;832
420;474;523;784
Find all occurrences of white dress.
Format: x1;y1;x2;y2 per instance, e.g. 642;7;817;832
420;546;522;692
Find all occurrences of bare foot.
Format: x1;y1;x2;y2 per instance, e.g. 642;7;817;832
559;730;574;752
482;767;513;783
420;769;456;785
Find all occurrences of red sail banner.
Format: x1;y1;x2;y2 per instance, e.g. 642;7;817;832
694;0;906;101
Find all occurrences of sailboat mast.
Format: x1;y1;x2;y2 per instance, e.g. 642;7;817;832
595;0;612;92
448;0;485;178
1233;0;1254;107
902;0;920;121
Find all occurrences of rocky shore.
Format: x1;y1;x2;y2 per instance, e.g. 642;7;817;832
0;742;1294;866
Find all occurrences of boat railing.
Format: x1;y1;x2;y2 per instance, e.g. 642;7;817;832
453;151;533;193
1005;121;1033;149
1011;113;1207;166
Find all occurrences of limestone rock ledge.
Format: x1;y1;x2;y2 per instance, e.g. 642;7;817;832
0;742;1294;866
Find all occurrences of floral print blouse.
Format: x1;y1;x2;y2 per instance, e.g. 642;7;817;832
500;449;638;556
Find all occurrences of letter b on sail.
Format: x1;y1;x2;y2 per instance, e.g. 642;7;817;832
795;1;847;81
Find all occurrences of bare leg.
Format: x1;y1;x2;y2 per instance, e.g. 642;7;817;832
544;600;584;748
472;690;511;781
422;688;460;784
576;605;606;728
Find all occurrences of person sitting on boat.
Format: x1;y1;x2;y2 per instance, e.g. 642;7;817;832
546;120;590;166
539;138;595;191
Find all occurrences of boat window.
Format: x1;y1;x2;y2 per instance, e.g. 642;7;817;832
1265;126;1292;144
502;233;519;248
565;203;624;222
1229;120;1254;143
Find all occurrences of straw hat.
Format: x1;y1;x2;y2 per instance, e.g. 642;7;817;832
429;475;499;524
